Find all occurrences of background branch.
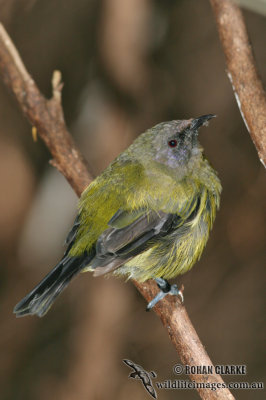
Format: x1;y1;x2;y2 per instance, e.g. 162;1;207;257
210;0;266;167
0;22;235;400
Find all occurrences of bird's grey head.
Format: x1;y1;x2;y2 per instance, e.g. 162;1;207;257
132;114;216;170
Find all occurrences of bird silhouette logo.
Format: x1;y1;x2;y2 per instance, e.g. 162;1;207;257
123;359;157;398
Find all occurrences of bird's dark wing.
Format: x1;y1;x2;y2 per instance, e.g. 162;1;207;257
91;208;181;276
64;215;80;256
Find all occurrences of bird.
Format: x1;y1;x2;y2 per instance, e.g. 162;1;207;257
123;359;157;399
14;114;221;317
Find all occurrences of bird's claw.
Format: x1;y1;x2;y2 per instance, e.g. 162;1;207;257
146;279;184;311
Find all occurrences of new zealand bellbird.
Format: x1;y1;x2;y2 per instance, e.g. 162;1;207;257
14;114;221;317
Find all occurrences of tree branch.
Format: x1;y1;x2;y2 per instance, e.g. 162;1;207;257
0;23;234;400
0;24;91;196
210;0;266;167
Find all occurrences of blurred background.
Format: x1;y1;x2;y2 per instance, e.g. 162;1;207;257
0;0;265;399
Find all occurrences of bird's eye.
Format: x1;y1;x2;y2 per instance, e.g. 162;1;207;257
168;139;177;148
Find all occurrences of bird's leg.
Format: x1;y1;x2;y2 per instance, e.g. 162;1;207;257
146;278;184;311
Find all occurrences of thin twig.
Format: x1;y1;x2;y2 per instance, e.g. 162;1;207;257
0;24;91;196
210;0;266;167
0;23;234;400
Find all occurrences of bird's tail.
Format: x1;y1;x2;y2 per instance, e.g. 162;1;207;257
14;256;85;317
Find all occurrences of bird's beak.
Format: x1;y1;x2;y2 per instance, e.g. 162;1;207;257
190;114;216;130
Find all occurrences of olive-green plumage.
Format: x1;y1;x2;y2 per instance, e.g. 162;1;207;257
14;115;221;317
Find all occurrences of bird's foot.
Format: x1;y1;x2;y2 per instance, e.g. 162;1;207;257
146;278;184;311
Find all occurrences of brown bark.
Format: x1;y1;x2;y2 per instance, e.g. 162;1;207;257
210;0;266;167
